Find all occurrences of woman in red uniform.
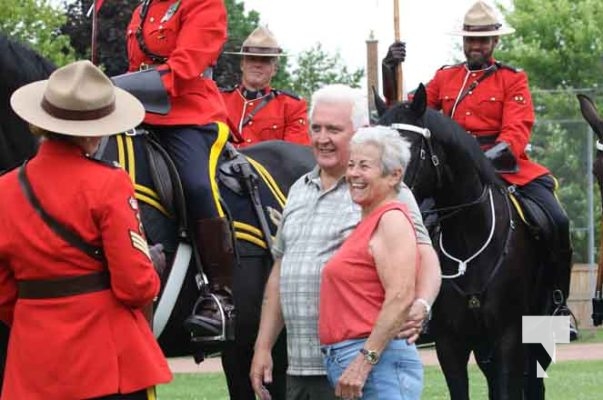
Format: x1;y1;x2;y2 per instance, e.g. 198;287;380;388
125;0;235;329
0;60;172;400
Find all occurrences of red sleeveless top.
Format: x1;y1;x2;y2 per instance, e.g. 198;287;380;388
319;201;417;345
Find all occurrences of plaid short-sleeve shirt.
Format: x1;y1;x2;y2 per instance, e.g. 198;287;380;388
272;167;430;375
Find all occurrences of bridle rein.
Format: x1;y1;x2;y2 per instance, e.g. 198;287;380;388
388;121;512;282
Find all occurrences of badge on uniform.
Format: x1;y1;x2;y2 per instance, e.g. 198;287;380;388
160;0;181;23
129;196;139;211
130;229;151;259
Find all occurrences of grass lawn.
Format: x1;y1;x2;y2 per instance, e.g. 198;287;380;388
158;359;603;400
574;327;603;343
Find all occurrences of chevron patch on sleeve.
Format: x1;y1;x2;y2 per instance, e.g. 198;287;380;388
129;230;151;258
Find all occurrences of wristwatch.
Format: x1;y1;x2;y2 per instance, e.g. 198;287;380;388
359;348;380;365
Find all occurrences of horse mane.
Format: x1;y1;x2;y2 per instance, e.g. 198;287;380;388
422;107;502;187
0;34;55;171
0;34;56;90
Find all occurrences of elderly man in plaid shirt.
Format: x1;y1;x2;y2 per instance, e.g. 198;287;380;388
250;84;442;400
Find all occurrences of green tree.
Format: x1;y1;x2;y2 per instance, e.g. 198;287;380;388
62;0;138;76
0;0;75;66
288;43;364;100
495;0;603;261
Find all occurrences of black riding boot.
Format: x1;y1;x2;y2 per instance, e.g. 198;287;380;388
551;248;578;341
184;217;236;344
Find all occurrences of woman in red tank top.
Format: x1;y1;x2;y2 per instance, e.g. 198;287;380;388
319;126;423;400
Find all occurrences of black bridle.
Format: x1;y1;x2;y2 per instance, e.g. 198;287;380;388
390;121;442;191
390;121;492;220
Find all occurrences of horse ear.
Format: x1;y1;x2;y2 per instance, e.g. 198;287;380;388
372;86;388;117
577;94;603;142
410;84;427;116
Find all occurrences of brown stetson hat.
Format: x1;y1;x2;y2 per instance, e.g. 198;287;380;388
224;26;284;57
449;0;515;37
10;60;144;137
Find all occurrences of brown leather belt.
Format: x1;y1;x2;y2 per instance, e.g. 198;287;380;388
17;271;110;299
472;133;498;146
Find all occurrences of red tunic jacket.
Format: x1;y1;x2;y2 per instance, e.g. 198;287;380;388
126;0;228;126
0;140;172;400
425;60;549;186
221;85;309;148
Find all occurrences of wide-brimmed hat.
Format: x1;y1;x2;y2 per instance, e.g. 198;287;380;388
449;0;515;37
10;60;144;137
224;26;284;57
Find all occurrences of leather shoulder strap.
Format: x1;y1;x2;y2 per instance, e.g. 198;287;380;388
241;91;276;128
18;162;106;262
449;64;499;116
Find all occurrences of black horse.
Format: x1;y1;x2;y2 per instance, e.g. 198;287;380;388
0;33;316;399
378;85;552;400
577;94;603;326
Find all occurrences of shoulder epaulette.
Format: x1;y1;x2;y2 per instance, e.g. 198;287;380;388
274;89;301;100
439;62;464;70
495;61;522;73
220;86;237;93
89;157;120;169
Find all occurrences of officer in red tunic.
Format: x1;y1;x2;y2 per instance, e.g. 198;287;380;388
383;1;576;336
125;0;235;340
221;26;309;148
0;60;172;400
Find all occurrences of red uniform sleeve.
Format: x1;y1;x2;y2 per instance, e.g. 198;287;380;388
498;71;535;158
96;170;160;309
283;97;310;145
0;263;16;326
159;0;227;97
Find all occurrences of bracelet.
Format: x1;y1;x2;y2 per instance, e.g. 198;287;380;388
414;298;431;315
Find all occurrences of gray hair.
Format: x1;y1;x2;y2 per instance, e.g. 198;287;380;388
310;84;369;130
350;126;411;192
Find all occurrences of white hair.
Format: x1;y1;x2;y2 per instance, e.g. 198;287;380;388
350;126;411;192
309;84;369;130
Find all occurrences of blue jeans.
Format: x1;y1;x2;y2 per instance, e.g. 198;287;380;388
322;338;423;400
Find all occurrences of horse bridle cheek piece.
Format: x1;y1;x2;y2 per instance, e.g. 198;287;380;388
389;122;443;190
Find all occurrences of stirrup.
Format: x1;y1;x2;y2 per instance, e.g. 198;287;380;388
184;289;235;343
551;290;579;342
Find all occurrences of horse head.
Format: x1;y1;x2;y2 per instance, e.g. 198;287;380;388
378;84;499;207
577;94;603;195
0;34;55;172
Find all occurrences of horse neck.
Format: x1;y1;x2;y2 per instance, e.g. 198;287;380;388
434;153;486;209
594;153;603;203
433;160;500;252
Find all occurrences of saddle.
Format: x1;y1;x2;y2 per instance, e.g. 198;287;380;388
104;130;283;348
507;187;555;245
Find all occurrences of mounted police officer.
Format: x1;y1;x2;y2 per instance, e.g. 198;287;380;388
383;0;577;338
125;0;235;341
222;26;309;148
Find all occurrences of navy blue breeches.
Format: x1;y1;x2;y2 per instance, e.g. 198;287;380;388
518;174;571;251
153;123;229;220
